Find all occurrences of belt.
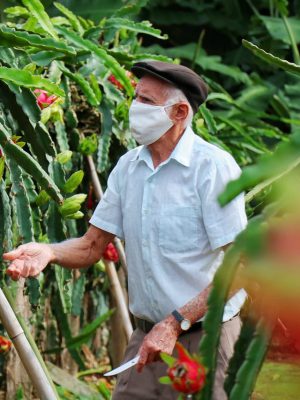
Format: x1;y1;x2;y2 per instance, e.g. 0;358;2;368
134;313;240;334
134;317;203;334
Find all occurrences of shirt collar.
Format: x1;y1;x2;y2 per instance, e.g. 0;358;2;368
170;126;195;167
130;126;195;168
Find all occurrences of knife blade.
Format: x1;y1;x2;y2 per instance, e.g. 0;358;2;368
104;355;140;376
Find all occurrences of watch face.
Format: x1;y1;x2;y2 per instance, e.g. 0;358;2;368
181;319;191;331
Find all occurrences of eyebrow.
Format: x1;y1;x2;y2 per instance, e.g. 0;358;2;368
135;89;156;103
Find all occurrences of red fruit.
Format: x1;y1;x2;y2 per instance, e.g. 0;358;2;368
0;335;12;353
103;243;119;262
0;149;3;157
167;343;206;394
34;89;57;109
108;72;137;90
108;74;124;90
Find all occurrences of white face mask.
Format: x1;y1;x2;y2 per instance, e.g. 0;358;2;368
129;100;174;146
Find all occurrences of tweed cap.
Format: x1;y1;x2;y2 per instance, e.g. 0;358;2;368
131;61;208;113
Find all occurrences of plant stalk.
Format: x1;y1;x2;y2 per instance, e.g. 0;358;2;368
86;149;127;274
85;152;133;339
282;15;300;65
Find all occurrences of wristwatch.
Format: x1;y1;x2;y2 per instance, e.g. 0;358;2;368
171;310;191;331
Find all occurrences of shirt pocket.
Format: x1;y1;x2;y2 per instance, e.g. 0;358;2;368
158;206;200;253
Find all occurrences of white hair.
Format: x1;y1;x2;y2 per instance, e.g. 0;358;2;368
163;85;194;128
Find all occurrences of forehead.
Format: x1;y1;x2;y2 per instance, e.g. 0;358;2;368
135;74;172;102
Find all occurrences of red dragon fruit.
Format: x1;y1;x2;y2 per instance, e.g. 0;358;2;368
103;243;119;263
160;342;206;395
34;89;58;109
0;335;12;353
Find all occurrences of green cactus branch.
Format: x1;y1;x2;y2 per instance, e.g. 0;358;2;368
0;122;63;203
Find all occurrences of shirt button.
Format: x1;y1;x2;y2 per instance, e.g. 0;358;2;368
143;209;149;215
142;240;147;246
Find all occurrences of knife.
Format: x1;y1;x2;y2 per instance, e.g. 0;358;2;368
104;355;140;376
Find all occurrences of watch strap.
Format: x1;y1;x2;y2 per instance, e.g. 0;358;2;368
172;309;184;323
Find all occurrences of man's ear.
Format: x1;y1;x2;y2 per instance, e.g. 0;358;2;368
171;103;189;123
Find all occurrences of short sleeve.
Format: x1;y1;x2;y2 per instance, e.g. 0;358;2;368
89;163;124;239
200;153;247;250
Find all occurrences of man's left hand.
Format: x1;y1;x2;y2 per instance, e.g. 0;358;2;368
137;317;181;372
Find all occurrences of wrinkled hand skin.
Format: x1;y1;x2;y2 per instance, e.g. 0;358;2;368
137;317;181;373
3;243;54;281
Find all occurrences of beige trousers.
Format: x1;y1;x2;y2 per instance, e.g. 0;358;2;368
112;315;241;400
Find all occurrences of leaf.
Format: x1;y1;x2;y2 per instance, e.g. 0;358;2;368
0;66;64;97
229;322;271;400
259;17;300;44
89;74;102;103
56;26;134;96
7;155;34;243
200;104;218;134
0;24;76;55
0;182;13;259
78;133;98;155
25;277;41;307
103;17;167;39
160;352;176;367
67;310;114;348
97;100;112;173
224;318;256;396
31;51;66;67
54;2;84;35
55;264;72;313
218;135;300;206
0;81;54;169
0;157;5;182
159;376;172;384
57;62;100;106
142;43;251;84
242;40;300;76
22;0;59;40
113;0;150;18
197;244;242;400
63;170;84;193
56;150;73;164
0;122;63;203
35;190;51;207
71;272;86;316
4;6;30;18
273;0;289;17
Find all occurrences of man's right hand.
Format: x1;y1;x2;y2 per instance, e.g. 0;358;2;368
3;243;55;281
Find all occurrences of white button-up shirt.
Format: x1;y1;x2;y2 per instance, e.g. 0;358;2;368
90;127;247;323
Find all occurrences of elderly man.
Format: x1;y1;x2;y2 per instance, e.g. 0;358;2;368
4;61;247;399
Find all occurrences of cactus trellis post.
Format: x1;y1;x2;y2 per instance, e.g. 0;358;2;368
0;288;58;400
86;152;133;340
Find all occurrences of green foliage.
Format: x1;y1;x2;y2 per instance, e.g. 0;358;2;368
242;40;300;75
0;66;64;96
224;317;257;396
229;322;271;400
78;133;98;155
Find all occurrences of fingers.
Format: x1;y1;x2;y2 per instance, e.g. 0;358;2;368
3;246;25;261
6;259;24;281
137;350;147;373
6;258;41;280
136;343;160;373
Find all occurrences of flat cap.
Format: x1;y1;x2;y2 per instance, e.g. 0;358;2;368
131;61;208;113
